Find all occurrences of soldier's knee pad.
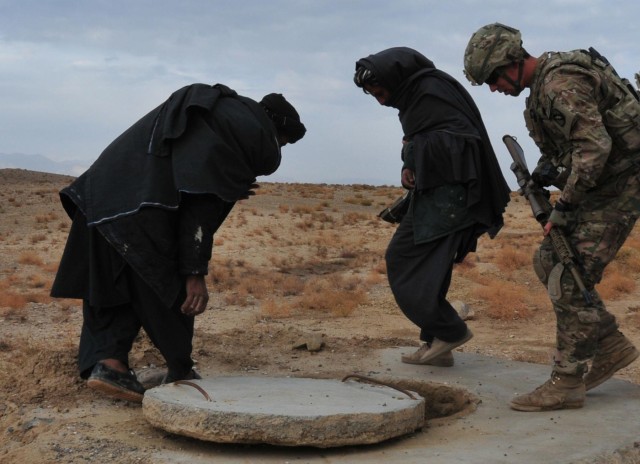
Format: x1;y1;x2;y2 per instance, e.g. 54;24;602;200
533;247;555;285
548;263;577;303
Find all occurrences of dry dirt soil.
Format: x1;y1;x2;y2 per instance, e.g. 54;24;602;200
1;168;640;463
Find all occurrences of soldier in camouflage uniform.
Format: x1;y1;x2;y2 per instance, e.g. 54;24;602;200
464;23;640;411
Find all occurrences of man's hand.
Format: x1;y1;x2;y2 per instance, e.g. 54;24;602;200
181;275;209;316
401;168;416;189
238;183;260;200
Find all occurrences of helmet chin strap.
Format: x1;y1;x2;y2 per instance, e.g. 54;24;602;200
499;61;525;94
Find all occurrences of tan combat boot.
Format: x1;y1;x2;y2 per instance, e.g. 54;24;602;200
401;343;454;367
584;331;639;391
509;372;585;412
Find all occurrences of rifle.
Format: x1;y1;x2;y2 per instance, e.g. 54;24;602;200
378;191;411;224
502;134;593;304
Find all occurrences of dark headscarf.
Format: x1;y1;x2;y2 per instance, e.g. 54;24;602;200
355;47;511;237
260;93;307;143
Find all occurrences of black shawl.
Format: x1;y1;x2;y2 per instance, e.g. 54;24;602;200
60;83;281;225
356;47;510;237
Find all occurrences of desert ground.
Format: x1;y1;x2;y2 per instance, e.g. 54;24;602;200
1;168;640;463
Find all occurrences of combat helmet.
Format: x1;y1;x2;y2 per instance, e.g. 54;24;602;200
464;23;525;85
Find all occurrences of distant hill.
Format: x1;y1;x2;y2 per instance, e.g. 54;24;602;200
0;168;75;185
0;152;88;176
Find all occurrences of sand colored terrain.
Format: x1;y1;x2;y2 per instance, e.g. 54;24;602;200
1;168;639;463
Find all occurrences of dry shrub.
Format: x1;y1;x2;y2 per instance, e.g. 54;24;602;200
494;245;531;273
598;270;636;300
259;298;292;318
454;258;476;271
310;212;335;225
365;270;385;285
0;291;27;309
30;233;47;244
42;262;59;273
247;227;265;237
626;306;640;327
26;273;50;289
233;212;248;227
224;288;249;306
623;233;640;250
458;265;492;285
343;196;362;205
280;275;305;296
25;292;52;304
292;205;314;215
295;218;314;231
297;274;367;316
341;212;369;225
237;275;271;299
373;260;387;274
473;280;533;320
18;251;44;266
207;263;238;290
339;249;358;259
615;246;640;273
35;212;58;223
312;232;340;248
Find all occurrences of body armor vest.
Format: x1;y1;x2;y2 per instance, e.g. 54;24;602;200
525;49;640;183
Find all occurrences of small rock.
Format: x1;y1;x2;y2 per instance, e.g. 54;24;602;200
452;301;475;321
292;334;325;352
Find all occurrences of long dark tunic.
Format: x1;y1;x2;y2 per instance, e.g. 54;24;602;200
356;47;510;247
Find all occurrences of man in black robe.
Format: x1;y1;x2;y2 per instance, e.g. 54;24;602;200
51;83;306;402
354;47;510;367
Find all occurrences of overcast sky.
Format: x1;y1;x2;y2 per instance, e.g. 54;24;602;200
1;0;639;188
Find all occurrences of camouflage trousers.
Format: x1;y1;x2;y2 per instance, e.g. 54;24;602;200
533;170;640;375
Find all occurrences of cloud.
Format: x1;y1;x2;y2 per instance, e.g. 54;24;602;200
1;0;639;189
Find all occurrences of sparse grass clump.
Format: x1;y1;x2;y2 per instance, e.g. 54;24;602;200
280;275;305;296
473;280;533;320
297;274;367;317
260;298;292;318
598;270;636;300
341;212;369;225
614;246;640;273
29;233;47;244
494;246;530;273
18;251;44;266
0;292;28;310
0;278;29;310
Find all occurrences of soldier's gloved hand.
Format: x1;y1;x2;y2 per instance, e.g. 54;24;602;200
548;200;576;230
532;161;559;187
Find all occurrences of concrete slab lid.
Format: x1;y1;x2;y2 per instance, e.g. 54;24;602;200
142;376;425;447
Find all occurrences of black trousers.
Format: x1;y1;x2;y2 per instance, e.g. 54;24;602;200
385;214;474;344
78;264;195;380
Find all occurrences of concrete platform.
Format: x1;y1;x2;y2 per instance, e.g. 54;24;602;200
143;376;425;447
148;349;640;463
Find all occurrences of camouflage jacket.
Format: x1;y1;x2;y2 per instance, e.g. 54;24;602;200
525;49;640;205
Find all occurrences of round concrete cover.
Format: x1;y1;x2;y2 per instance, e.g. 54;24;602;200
142;376;425;447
